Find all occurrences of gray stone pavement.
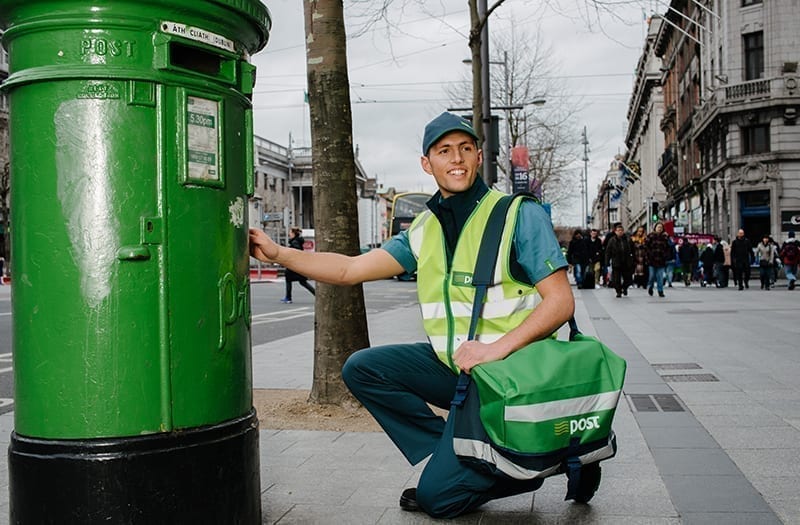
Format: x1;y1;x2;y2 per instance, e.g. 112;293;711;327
0;281;799;523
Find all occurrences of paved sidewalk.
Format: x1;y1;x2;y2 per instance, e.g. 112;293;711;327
1;281;799;523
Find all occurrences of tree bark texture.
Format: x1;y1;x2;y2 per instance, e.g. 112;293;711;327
303;0;371;405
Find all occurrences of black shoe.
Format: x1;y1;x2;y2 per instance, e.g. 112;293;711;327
574;463;602;504
399;488;420;512
658;291;665;297
616;292;622;298
739;285;744;291
789;280;796;290
648;287;653;296
622;288;628;296
745;283;749;289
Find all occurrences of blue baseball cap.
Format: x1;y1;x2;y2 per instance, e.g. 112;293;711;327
422;112;479;155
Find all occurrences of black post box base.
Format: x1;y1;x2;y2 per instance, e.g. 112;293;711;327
8;409;261;524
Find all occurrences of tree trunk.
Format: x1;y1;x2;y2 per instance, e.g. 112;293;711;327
303;0;370;405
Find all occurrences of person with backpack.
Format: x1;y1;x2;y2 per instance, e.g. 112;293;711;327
780;231;799;290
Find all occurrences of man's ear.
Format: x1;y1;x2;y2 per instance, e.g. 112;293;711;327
476;147;483;167
420;155;433;175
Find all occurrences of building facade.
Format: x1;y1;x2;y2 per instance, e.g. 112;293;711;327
655;0;799;242
251;135;386;250
623;16;668;233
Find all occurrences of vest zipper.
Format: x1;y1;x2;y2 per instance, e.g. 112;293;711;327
443;269;459;373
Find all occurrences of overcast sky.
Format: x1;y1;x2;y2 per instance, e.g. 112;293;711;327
250;0;655;225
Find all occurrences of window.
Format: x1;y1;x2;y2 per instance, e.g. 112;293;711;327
743;32;764;80
741;0;762;6
742;124;769;154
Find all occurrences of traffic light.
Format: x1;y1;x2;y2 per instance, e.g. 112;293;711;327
650;201;659;222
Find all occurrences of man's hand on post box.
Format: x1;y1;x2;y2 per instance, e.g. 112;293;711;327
249;228;280;262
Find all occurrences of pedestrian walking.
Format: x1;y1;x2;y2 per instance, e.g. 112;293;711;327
700;242;716;287
717;240;731;288
755;234;778;290
780;231;799;290
281;227;316;304
644;222;671;297
631;226;647;288
249;112;574;518
566;229;590;287
605;222;634;298
663;236;678;288
678;237;699;286
731;229;754;290
587;228;604;288
768;236;781;286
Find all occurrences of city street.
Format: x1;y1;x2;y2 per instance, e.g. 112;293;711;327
0;277;798;521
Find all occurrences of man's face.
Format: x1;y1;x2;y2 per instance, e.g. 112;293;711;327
737;229;745;239
590;230;598;239
420;131;482;198
615;227;624;237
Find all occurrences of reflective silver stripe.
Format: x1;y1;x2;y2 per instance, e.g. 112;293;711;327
452;437;559;479
452;434;617;480
504;390;622;423
483;294;537;318
421;295;537;320
407;211;430;257
420;302;448;319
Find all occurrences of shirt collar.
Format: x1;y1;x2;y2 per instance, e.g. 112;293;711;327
426;177;489;215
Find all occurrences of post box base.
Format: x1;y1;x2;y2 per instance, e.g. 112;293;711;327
8;410;261;524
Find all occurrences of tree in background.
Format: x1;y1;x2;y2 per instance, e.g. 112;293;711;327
303;0;370;406
446;28;584;209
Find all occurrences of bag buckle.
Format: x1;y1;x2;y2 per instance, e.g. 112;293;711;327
450;373;470;407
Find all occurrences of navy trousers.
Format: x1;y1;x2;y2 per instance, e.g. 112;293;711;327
342;342;540;518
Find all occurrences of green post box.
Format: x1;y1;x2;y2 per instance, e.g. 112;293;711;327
0;1;270;522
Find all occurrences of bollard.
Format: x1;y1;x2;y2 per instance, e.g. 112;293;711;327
0;1;270;522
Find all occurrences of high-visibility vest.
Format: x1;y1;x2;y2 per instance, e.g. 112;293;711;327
407;190;539;372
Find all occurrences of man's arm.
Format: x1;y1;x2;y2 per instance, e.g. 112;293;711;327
452;268;574;373
249;228;405;285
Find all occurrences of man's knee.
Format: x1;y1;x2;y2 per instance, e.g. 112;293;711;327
341;348;372;390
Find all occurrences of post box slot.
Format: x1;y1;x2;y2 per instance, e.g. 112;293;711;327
169;42;232;81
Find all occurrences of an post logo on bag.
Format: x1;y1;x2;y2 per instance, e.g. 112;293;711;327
554;416;601;436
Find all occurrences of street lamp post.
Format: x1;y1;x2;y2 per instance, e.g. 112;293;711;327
478;0;492;187
581;126;589;228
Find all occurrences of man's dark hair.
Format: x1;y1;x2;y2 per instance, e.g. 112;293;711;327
613;222;623;230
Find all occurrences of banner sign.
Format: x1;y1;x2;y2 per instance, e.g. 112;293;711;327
781;210;800;231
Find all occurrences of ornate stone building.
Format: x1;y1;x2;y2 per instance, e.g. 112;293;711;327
655;0;800;241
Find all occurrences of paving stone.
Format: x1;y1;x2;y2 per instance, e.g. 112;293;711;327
651;448;742;476
661;474;775;513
